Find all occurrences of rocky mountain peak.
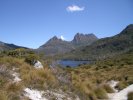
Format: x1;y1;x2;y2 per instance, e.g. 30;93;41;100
72;33;98;45
44;36;63;46
37;33;98;55
51;36;59;40
37;35;74;55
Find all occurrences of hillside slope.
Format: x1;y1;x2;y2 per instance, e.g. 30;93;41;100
64;24;133;60
0;41;27;51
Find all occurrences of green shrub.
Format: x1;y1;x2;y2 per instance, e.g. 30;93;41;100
128;92;133;100
25;54;39;65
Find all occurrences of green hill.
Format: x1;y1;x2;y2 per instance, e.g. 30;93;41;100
63;24;133;60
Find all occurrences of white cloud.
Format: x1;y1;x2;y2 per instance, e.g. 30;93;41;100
66;5;85;12
60;35;65;40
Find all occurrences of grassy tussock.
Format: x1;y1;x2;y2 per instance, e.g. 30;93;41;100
0;91;8;100
0;56;59;99
65;51;133;99
128;92;133;100
94;87;108;99
5;82;23;93
115;81;128;90
102;84;114;93
21;68;58;90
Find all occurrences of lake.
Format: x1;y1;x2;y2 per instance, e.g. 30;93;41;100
58;60;90;67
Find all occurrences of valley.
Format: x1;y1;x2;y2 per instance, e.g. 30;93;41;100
0;24;133;100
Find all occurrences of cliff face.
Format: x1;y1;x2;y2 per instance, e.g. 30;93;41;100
72;33;98;46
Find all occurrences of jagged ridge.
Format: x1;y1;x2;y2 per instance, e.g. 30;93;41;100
37;33;98;55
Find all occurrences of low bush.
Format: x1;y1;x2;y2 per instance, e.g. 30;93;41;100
25;54;39;65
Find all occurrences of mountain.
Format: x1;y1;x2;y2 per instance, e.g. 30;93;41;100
37;33;98;55
37;36;75;55
71;33;98;46
64;24;133;60
0;41;27;51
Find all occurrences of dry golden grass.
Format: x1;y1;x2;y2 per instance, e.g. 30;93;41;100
94;87;108;99
0;91;8;100
0;56;59;99
20;66;58;90
128;92;133;100
5;82;23;93
102;84;114;93
65;55;133;99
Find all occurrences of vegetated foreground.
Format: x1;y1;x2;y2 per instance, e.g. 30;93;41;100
0;47;133;100
0;49;80;100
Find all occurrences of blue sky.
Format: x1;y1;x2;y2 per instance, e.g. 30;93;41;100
0;0;133;48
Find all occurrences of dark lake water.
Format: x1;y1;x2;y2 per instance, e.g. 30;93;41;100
58;60;90;67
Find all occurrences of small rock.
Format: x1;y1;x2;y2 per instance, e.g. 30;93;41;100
34;61;43;69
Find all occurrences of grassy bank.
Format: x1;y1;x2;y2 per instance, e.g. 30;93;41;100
64;50;133;99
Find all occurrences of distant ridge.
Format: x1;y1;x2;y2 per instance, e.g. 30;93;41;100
37;33;98;55
0;41;28;51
